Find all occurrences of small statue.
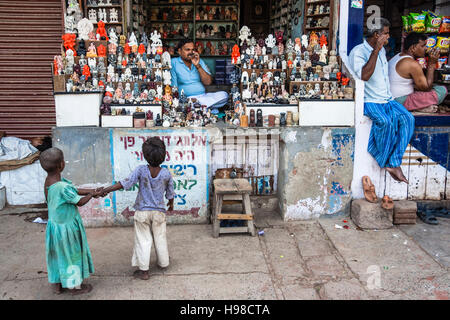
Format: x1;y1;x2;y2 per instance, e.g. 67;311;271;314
77;18;93;40
86;42;97;57
96;20;109;41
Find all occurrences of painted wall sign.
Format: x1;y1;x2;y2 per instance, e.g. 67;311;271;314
110;128;210;221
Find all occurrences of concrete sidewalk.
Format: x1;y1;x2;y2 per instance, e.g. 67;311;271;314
0;209;448;300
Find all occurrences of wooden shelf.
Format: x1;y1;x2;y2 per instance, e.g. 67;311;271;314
87;5;122;8
306;13;330;17
305;26;330;30
149;20;193;23
195;20;238;23
195;2;238;6
306;0;331;4
147;0;240;54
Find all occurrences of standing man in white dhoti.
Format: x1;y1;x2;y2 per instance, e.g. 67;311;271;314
170;39;228;114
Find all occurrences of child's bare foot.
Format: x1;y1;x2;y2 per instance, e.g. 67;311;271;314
70;283;93;295
133;269;150;280
52;283;64;295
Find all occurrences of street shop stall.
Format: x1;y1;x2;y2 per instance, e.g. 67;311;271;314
48;0;356;226
345;0;450;204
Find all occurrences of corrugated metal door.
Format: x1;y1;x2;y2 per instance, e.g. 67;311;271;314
0;0;63;139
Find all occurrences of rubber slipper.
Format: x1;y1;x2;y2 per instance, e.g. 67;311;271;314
417;212;439;225
381;195;394;210
362;176;377;203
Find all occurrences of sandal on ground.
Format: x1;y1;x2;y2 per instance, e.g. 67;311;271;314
381;195;394;210
70;283;93;295
133;269;150;280
417;211;439;225
362;176;378;203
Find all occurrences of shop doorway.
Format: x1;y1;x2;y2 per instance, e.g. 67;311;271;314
240;0;271;39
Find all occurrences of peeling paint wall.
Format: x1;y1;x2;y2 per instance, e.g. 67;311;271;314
278;127;355;221
54;126;355;227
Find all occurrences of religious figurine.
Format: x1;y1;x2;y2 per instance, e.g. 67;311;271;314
77;18;93;40
97;44;107;57
309;31;319;48
98;8;107;23
86;42;97;58
62;33;77;54
109;8;119;23
82;65;91;80
88;9;97;23
239;26;251;45
96;20;109;41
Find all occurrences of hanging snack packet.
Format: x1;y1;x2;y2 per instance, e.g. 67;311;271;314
437;56;448;69
424;11;442;33
402;16;411;32
417;57;427;68
426;35;437;52
436;36;450;53
410;13;426;33
440;16;450;33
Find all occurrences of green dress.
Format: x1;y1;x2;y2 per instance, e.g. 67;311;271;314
46;178;94;288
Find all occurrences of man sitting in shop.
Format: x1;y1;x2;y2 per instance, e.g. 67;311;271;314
388;32;447;113
349;18;414;184
171;39;228;114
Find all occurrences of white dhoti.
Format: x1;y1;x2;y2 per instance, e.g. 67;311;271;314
188;91;229;109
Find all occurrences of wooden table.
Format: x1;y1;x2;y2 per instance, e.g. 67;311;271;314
212;179;256;238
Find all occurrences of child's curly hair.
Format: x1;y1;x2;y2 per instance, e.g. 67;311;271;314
142;137;166;167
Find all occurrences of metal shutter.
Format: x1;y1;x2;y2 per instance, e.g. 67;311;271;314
0;0;63;139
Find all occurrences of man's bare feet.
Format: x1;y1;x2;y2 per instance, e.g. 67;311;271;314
419;105;438;113
70;283;93;295
133;269;150;280
385;167;409;184
52;283;64;295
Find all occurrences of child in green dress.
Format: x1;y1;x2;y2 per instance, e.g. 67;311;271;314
40;147;102;295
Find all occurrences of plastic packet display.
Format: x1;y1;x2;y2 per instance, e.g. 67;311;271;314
438;56;448;69
436;36;450;53
402;16;411;32
440;16;450;33
424;11;442;33
417;57;427;68
426;35;437;51
410;13;426;33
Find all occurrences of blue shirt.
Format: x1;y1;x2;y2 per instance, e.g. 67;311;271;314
171;57;211;97
348;40;393;104
120;166;175;213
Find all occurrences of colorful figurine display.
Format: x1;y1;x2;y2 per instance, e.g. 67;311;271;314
55;13;354;128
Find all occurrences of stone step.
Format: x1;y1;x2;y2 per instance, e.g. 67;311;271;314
351;199;393;230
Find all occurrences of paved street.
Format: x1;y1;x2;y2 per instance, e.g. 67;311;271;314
0;209;448;300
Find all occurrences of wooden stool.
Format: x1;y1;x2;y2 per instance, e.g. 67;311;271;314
212;179;256;238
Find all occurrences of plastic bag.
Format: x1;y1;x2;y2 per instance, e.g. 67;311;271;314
402;16;411;32
426;35;437;51
410;13;426;33
438;56;448;69
440;16;450;33
424;11;442;33
436;36;450;53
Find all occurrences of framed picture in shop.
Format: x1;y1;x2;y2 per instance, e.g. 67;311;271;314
252;0;269;21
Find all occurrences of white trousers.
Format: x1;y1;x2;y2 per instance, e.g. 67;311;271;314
132;210;169;271
188;91;229;108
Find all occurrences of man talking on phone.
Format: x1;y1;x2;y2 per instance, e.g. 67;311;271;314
170;39;228;114
349;17;415;184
